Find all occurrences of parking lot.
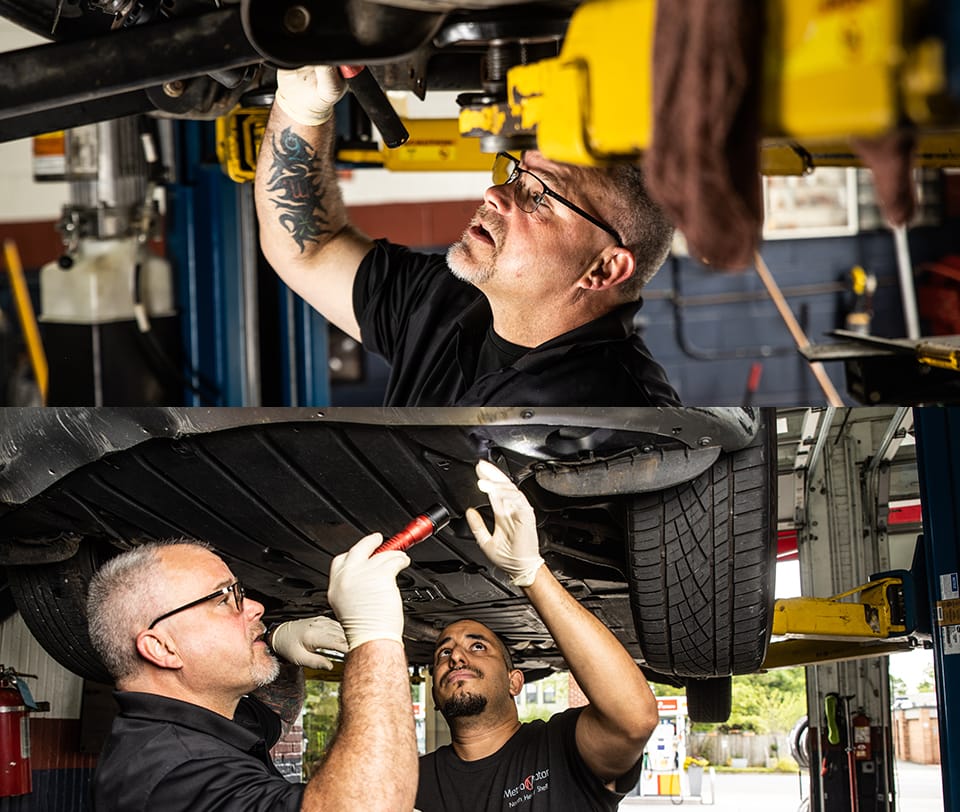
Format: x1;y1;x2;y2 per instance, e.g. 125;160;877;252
619;761;944;811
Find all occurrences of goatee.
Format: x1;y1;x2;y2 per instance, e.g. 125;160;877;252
441;693;487;719
253;652;281;688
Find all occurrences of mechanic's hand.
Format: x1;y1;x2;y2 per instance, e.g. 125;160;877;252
275;65;347;127
327;533;410;650
466;460;544;588
269;616;348;670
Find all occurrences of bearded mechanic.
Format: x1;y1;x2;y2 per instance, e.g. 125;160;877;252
254;66;680;406
415;460;659;811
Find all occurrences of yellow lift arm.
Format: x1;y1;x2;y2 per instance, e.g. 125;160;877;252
761;571;928;670
217;112;490;183
459;0;956;170
218;0;957;178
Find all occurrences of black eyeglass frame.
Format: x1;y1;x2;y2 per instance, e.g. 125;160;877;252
493;152;624;248
147;580;245;630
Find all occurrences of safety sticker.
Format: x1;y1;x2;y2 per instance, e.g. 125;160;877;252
943;624;960;656
937;599;960;626
941;572;959;601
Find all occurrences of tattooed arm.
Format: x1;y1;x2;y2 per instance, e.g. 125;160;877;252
255;99;373;340
251;662;305;733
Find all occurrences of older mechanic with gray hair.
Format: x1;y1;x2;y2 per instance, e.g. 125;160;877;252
255;66;679;407
86;534;416;811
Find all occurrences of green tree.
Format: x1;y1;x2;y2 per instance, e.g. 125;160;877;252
518;672;570;723
302;680;341;778
889;674;908;698
650;681;685;697
721;669;806;734
916;664;936;693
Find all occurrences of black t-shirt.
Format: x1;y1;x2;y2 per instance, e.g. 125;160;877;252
415;708;639;812
475;327;531;378
92;692;303;812
353;240;681;406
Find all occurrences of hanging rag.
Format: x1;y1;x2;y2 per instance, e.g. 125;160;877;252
850;128;917;227
643;0;765;270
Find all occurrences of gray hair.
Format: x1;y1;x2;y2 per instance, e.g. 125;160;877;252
592;162;674;300
86;539;211;683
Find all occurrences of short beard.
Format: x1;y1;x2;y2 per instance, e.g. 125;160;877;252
441;692;488;719
447;240;496;286
252;651;281;688
446;205;502;286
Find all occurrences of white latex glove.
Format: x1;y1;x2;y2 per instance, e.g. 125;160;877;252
275;65;347;126
327;533;410;650
466;460;544;587
269;616;348;670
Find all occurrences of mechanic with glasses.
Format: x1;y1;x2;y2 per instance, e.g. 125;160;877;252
255;66;680;406
86;536;416;811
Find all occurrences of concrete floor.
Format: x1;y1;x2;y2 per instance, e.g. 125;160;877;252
619;761;944;811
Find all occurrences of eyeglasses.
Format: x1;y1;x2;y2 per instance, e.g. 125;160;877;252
147;581;245;630
492;152;624;247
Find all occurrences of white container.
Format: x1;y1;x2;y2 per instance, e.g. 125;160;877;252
40;237;174;324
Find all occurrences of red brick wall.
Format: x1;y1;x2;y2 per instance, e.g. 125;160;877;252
270;719;305;781
347;200;480;248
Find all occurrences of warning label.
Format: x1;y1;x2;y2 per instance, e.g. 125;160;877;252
941;572;959;601
942;624;960;656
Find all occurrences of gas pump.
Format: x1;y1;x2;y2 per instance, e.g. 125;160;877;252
638;696;688;797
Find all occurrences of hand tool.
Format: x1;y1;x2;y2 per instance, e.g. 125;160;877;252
373;505;451;554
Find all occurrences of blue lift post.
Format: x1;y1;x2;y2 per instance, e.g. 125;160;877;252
166;120;330;405
913;406;960;812
167;120;244;405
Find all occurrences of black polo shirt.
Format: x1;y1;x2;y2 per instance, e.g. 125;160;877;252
92;692;304;812
353;240;681;406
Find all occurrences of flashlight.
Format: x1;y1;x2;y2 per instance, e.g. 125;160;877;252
373;504;451;554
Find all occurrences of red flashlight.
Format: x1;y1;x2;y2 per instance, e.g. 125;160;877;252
373;505;451;554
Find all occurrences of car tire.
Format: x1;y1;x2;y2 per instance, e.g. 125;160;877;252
625;417;777;685
685;676;733;723
6;541;115;684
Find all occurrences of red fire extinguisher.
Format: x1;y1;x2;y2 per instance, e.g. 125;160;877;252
852;710;872;761
0;666;33;797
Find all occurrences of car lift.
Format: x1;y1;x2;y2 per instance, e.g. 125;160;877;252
763;408;956;812
214;0;960;181
762;571;924;673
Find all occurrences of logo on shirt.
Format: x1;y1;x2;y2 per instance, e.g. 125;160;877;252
503;769;550;808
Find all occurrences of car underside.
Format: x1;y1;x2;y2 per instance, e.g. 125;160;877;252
0;0;571;143
0;407;777;722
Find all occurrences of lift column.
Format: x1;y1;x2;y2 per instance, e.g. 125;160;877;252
913;407;960;812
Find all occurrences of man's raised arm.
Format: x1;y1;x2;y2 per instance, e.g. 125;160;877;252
466;460;659;787
254;66;374;340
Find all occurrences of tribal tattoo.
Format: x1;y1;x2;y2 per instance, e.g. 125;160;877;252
265;128;336;252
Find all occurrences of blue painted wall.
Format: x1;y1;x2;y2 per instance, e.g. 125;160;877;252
641;227;958;405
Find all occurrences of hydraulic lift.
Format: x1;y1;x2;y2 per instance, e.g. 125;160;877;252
766;407;956;812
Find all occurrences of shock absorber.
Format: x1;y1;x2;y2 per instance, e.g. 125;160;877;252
373;505;451;554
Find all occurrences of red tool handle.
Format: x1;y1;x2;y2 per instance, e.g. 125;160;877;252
374;504;451;554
